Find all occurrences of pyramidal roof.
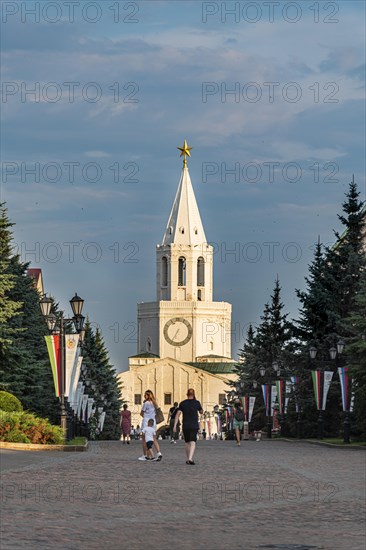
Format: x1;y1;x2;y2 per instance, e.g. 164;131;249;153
162;164;207;246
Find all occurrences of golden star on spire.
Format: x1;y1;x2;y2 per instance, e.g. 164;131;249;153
177;139;192;166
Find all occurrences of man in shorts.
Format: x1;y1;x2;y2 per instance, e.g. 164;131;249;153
173;388;203;465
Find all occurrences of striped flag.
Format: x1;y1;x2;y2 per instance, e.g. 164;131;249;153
44;335;62;397
312;370;333;410
275;380;285;414
261;384;272;416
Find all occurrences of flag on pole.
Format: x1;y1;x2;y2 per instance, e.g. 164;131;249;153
312;370;322;410
275;380;285;414
262;384;272;416
312;370;333;410
338;367;351;412
64;334;79;397
271;385;277;416
248;396;256;422
44;335;61;397
290;375;300;412
322;371;333;410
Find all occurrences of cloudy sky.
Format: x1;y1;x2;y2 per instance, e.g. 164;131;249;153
1;0;365;371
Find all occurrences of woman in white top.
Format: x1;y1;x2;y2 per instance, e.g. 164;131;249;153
138;390;162;461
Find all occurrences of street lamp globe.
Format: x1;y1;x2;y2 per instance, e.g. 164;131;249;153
259;366;265;377
46;313;57;332
309;346;317;360
253;380;258;389
329;347;337;361
272;361;279;372
40;295;52;317
337;340;345;355
70;293;84;317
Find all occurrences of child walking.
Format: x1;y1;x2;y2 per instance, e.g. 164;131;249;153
142;419;158;461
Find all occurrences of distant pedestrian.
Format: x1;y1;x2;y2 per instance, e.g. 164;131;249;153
233;400;244;446
120;404;131;444
167;402;180;443
173;388;203;465
138;390;162;461
202;429;207;440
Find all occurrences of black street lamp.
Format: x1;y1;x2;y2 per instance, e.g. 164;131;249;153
40;293;85;439
309;340;344;440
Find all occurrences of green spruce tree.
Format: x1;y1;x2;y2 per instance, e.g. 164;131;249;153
81;320;123;440
0;203;22;350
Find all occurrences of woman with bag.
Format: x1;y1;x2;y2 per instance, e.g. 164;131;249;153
138;390;163;461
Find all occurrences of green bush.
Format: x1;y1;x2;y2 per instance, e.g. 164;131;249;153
0;411;64;444
0;391;23;413
4;430;31;443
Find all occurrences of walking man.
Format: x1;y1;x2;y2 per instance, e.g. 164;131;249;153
167;401;180;443
173;388;203;465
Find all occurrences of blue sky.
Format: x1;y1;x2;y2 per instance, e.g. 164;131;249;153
1;0;365;371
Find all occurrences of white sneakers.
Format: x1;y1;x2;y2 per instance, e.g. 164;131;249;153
138;453;163;461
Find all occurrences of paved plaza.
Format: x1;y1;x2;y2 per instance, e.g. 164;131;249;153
1;440;365;550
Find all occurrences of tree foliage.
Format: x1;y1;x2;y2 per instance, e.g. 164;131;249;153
80;320;123;440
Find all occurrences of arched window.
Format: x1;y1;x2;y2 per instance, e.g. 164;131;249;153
197;257;205;287
162;256;168;287
178;257;186;286
146;338;152;352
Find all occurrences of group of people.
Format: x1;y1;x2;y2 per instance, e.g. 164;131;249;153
120;391;246;462
119;388;203;465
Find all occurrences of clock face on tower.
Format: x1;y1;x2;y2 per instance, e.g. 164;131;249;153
163;318;193;347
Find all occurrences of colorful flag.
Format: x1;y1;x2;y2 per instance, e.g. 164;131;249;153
261;384;273;416
44;335;61;397
275;380;285;414
312;370;333;410
338;367;351;412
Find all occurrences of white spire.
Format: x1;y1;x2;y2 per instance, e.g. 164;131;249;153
162;164;207;246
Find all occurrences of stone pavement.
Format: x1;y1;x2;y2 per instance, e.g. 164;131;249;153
1;440;365;550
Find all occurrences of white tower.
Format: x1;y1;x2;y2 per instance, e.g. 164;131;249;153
138;141;232;362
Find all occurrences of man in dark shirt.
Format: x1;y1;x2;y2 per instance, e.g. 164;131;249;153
167;402;180;443
173;388;203;465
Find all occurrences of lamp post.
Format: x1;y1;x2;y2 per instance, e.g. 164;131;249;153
309;340;344;440
40;293;85;438
259;366;274;439
272;361;292;438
